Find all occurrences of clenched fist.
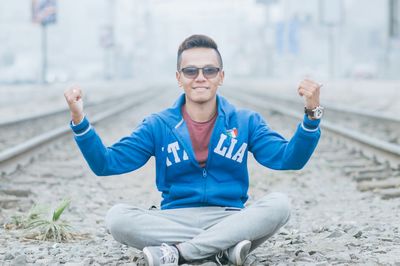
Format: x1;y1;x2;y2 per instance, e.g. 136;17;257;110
297;79;322;109
64;85;84;125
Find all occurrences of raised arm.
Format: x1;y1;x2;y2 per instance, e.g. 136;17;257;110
249;79;322;170
64;85;155;176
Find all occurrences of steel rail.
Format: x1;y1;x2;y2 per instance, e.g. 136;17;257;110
244;89;400;124
226;90;400;163
0;89;160;165
0;91;142;128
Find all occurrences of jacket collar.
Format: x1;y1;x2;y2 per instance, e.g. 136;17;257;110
156;93;235;129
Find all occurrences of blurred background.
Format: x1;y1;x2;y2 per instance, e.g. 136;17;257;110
0;0;399;84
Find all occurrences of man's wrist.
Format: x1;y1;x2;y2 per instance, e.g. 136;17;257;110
71;113;84;125
304;106;324;120
70;116;91;136
302;114;321;130
307;115;318;120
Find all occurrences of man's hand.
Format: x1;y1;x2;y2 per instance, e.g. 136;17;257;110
64;85;84;125
297;79;322;109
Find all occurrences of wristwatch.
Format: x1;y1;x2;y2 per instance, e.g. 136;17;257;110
304;106;324;119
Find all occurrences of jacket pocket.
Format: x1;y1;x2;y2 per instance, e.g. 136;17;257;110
209;163;245;182
169;183;202;200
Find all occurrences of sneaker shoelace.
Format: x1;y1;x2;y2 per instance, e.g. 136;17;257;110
215;251;226;266
160;243;178;264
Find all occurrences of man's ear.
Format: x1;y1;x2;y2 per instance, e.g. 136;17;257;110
219;70;225;86
176;71;182;87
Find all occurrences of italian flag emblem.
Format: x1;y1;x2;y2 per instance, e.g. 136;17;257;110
226;128;238;138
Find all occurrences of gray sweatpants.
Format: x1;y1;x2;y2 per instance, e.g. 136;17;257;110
105;192;290;261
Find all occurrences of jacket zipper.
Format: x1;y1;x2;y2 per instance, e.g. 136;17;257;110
172;111;224;204
201;115;223;203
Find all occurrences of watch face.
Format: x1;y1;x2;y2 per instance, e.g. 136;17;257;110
314;107;323;119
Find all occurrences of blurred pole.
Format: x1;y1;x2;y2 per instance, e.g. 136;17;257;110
386;0;399;78
131;0;139;79
319;0;343;79
264;4;273;77
327;25;335;79
257;0;277;77
32;0;57;84
102;0;116;80
41;24;48;84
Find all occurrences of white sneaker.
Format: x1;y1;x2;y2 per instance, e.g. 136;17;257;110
143;243;179;266
216;240;252;266
228;240;251;265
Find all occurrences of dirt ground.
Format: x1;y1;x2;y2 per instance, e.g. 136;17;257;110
1;81;400;265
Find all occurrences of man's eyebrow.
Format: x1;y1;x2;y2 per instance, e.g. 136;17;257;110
181;64;219;68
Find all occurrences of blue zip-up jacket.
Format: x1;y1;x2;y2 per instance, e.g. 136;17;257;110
71;94;321;210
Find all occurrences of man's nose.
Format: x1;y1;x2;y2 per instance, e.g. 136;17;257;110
195;69;206;81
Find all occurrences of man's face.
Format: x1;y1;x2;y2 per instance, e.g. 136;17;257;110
176;48;224;105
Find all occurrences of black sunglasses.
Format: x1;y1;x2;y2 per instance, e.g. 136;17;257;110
180;66;221;79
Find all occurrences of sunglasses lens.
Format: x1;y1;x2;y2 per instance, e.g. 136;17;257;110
203;67;219;78
181;67;220;79
182;68;198;78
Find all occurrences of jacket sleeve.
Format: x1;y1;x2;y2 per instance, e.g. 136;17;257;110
248;112;321;170
70;116;155;176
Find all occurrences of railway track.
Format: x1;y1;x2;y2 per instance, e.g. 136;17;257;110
2;85;399;198
255;90;399;145
1;87;399;265
225;89;400;199
0;87;161;175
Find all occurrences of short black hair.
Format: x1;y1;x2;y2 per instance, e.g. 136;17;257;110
177;34;223;70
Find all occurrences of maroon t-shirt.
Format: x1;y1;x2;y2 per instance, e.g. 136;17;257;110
182;105;217;168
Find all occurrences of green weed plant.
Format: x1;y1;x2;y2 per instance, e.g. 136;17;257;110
25;199;72;242
2;199;73;242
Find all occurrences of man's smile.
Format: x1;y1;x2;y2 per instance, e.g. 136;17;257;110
192;87;210;90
